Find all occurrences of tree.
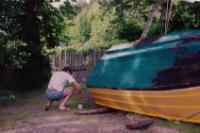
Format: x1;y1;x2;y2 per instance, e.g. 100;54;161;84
0;0;71;91
101;0;150;41
140;0;161;39
39;3;69;48
60;0;81;19
101;0;200;42
168;1;200;32
24;0;41;49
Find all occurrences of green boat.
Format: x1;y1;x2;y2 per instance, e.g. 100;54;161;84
87;29;200;89
86;29;200;123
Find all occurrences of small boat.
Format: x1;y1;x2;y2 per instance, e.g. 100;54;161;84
86;29;200;123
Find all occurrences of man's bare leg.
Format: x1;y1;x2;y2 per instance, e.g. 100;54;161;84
59;87;74;110
45;100;53;111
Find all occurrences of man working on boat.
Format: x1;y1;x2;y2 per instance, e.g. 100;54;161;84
45;66;82;111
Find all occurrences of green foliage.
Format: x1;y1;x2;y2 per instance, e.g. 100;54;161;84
60;0;81;19
4;40;30;69
67;2;128;51
169;1;200;32
79;17;92;43
117;21;143;41
148;19;162;37
1;0;200;91
66;0;200;51
0;33;8;64
103;0;151;40
0;39;50;91
0;0;71;91
66;1;150;51
1;0;69;48
38;3;69;48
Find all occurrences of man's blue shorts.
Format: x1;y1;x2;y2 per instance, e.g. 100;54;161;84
45;89;65;101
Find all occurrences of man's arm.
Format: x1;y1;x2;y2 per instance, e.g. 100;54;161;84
71;81;83;98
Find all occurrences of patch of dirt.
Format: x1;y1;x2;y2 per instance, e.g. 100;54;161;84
1;110;144;133
0;95;183;133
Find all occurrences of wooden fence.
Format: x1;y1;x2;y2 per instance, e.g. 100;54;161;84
49;50;105;82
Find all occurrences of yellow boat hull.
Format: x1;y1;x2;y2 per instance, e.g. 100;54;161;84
88;86;200;123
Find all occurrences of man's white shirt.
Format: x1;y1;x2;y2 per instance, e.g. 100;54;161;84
48;71;75;92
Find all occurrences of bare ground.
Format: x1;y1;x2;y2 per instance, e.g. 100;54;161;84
0;94;187;133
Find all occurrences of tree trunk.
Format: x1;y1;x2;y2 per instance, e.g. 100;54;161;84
159;0;166;35
164;0;172;34
159;0;172;34
24;0;41;51
140;0;161;40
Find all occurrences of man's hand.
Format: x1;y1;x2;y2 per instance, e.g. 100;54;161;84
71;81;83;99
78;89;83;99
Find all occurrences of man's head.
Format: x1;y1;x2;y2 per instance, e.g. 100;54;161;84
62;66;72;74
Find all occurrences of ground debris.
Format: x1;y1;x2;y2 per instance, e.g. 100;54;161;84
126;118;159;130
75;107;111;115
126;114;160;130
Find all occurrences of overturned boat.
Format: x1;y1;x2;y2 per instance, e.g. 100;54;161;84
86;29;200;123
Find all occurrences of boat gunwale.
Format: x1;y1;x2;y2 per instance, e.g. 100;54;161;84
88;85;200;95
87;80;200;91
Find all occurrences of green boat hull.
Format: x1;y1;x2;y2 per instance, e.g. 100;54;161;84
87;29;200;90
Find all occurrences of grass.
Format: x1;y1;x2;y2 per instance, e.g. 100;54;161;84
0;86;47;128
68;83;94;109
0;112;25;128
0;85;46;106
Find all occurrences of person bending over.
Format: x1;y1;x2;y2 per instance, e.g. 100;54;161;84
45;66;82;111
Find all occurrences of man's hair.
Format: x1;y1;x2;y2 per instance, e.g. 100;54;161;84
62;66;72;74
